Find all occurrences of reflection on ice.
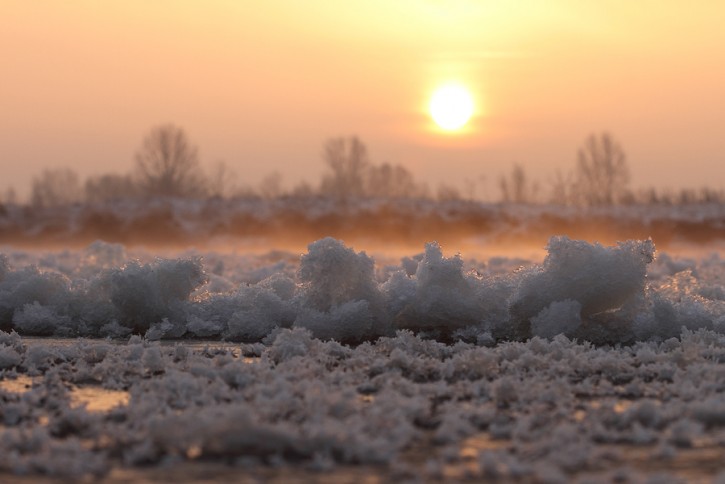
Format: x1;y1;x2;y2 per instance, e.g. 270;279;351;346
0;374;129;413
69;387;129;413
0;374;35;394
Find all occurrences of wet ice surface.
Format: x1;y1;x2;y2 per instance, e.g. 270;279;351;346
0;237;724;481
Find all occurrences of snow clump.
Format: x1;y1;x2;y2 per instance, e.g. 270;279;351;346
0;235;723;344
507;236;655;340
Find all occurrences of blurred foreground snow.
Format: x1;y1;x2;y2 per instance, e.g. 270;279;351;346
2;328;725;480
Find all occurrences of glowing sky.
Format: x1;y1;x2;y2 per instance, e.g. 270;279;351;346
2;1;724;199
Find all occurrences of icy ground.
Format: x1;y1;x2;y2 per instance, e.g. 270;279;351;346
0;237;724;481
2;330;725;481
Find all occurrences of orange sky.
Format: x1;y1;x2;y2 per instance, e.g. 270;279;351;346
2;1;724;200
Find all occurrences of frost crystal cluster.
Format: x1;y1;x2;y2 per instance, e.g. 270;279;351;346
1;236;723;344
1;236;725;480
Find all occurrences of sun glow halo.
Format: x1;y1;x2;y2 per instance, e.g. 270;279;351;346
429;84;474;131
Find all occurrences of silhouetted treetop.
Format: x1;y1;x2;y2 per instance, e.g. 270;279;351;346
319;136;370;200
134;124;207;198
85;174;138;203
500;163;538;203
367;162;428;199
319;136;427;201
574;132;630;206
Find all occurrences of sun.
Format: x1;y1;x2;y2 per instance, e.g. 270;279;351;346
429;84;474;131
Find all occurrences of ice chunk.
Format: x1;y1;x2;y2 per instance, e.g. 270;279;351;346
295;300;373;342
186;313;224;338
508;236;655;339
389;242;482;332
187;273;297;341
381;271;416;318
224;283;296;342
0;235;723;345
12;302;70;336
0;267;71;332
259;273;297;301
530;299;582;339
634;271;725;341
298;237;379;312
295;238;388;341
101;258;206;332
145;318;187;340
268;327;315;363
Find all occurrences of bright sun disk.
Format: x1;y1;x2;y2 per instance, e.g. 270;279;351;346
429;84;474;131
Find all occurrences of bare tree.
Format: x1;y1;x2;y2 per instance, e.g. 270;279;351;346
31;168;83;208
549;169;573;205
85;174;138;203
207;161;238;198
463;176;489;201
574;132;629;206
1;187;17;205
134;124;207;198
319;136;370;200
258;171;284;199
499;164;538;203
436;183;462;202
289;181;315;198
366;162;423;199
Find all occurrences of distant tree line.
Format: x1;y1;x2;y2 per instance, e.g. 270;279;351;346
6;124;724;209
499;132;725;206
318;136;428;201
500;132;632;206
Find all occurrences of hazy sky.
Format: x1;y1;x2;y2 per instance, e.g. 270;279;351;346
2;1;725;199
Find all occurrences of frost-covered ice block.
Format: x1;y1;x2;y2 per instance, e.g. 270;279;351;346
0;265;71;333
297;237;380;312
530;299;582;339
294;237;390;342
1;234;724;344
633;269;725;341
222;277;297;342
101;258;207;333
507;236;655;340
387;242;483;332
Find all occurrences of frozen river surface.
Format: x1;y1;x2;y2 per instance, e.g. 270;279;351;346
2;333;725;483
1;235;724;481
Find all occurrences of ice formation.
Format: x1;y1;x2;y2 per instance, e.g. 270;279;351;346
507;236;655;341
0;236;724;480
2;328;725;480
0;236;723;344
